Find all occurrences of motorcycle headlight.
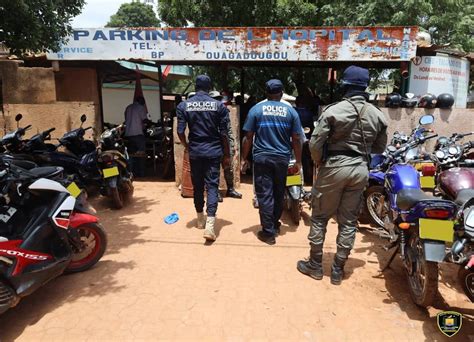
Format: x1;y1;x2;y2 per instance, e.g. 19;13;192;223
448;146;459;156
465;208;474;228
435;150;446;159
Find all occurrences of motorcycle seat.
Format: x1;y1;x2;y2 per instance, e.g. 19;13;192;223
455;189;474;206
27;166;63;179
396;188;435;211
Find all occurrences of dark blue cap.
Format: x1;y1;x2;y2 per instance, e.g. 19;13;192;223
195;75;212;91
341;66;369;87
265;79;284;94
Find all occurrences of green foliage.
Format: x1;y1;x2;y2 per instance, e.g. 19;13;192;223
0;0;85;54
107;1;159;27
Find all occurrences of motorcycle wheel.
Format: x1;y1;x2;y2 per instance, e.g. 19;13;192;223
405;232;438;307
290;198;301;225
364;186;388;228
65;223;107;274
458;266;474;302
110;186;124;209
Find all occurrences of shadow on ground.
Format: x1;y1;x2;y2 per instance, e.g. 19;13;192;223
0;194;156;341
355;227;474;341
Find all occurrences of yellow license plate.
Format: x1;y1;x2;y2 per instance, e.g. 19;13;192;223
103;166;119;178
419;218;454;242
420;176;435;189
66;182;81;198
286;174;302;186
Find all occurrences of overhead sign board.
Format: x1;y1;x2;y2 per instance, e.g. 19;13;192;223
47;26;418;62
409;55;470;108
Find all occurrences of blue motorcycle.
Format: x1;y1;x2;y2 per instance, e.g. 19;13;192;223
375;115;457;307
361;118;434;228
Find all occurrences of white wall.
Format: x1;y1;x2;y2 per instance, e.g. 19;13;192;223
102;87;161;125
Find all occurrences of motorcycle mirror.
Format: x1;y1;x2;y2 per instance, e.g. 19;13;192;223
80;114;87;124
15;114;23;122
419;114;434;126
405;93;415;99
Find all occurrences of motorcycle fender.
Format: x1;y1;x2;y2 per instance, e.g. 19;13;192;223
69;212;98;228
288;186;301;200
423;241;446;262
108;176;118;188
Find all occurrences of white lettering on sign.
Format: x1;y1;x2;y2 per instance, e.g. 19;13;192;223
262;105;288;117
186;101;218;111
46;27;418;62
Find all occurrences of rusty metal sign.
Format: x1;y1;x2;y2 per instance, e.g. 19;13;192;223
47;26;418;62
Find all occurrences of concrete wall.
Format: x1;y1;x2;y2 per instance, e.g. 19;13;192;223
174;105;240;189
382;107;473;150
2;102;97;140
55;67;99;103
0;62;101;140
102;86;162;124
0;61;56;104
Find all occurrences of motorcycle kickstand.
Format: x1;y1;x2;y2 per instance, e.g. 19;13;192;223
381;244;400;272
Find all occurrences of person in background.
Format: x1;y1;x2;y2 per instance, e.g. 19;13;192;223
297;65;388;285
209;91;242;200
177;76;231;242
241;79;302;245
295;96;315;185
124;96;150;177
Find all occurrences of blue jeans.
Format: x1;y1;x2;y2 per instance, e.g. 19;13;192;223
254;155;289;236
190;157;221;217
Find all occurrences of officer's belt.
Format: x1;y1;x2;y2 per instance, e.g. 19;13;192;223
327;150;364;158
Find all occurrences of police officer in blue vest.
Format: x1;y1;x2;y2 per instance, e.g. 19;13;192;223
241;79;302;245
177;75;231;242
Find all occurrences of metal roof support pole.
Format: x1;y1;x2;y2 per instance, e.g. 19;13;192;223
156;62;164;122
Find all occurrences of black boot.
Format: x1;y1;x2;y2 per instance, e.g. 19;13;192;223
226;187;242;199
218;192;223;203
297;247;323;280
331;255;347;285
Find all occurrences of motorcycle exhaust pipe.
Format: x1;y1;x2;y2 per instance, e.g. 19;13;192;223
452;238;467;256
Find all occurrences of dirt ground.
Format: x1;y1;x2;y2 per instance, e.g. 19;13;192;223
0;180;472;341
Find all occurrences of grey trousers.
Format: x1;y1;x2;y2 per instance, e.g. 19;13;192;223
308;164;368;256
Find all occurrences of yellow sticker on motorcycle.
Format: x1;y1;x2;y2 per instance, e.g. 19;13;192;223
419;218;454;242
66;182;81;198
420;176;435;189
103;166;119;178
286;174;302;186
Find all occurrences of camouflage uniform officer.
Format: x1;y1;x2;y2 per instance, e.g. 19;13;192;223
297;66;388;285
209;91;242;200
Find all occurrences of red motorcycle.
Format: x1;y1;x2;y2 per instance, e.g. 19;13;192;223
0;162;107;314
431;134;474;301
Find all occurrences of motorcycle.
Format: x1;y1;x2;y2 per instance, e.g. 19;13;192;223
145;117;174;179
0;161;107;314
97;124;134;209
431;134;474;301
373;115;458;307
361;116;435;228
284;160;311;225
1;114;132;209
